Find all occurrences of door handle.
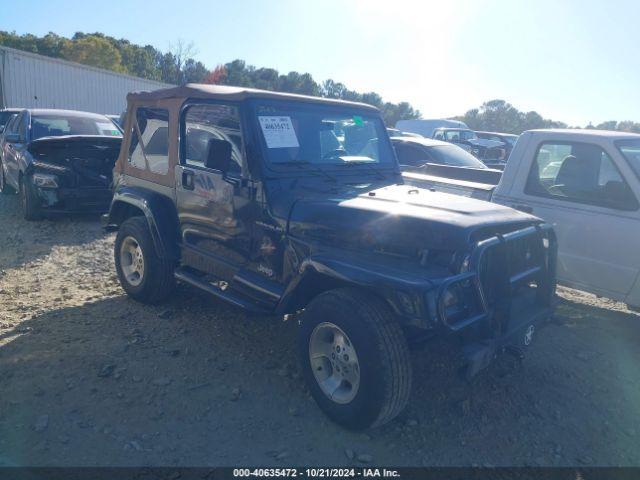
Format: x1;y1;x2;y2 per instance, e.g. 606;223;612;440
182;170;194;190
513;204;533;214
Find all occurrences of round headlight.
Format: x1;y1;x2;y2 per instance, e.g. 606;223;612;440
443;287;460;308
32;173;58;188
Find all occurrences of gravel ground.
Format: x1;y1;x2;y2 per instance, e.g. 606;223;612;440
1;191;639;467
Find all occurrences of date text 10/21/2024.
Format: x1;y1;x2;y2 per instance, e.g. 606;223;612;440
233;468;401;478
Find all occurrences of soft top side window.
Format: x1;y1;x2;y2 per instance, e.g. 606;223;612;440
182;103;243;175
525;141;639;211
128;107;169;175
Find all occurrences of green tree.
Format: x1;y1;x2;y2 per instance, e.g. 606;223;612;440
277;71;320;96
61;35;125;72
321;79;348;98
458;99;567;134
604;120;640;133
223;59;254;87
381;102;421;126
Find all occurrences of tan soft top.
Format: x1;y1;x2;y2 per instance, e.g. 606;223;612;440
116;84;379;187
127;83;379;111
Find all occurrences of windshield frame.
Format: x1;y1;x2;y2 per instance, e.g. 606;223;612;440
247;98;399;177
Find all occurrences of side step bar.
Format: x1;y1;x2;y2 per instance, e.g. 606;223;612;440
174;269;272;315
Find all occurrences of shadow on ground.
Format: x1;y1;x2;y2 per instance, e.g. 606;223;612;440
1;284;639;467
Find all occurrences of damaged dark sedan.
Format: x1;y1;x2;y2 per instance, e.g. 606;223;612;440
0;109;122;220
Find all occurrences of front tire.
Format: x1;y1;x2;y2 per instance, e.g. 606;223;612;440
114;216;175;304
298;288;412;429
20;175;42;221
0;161;15;194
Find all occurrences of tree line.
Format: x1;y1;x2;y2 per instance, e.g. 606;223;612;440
1;31;638;132
455;99;640;134
0;31;420;125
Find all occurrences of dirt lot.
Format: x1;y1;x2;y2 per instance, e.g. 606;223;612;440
1;191;639;468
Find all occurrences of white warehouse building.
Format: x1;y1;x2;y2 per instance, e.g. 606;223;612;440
0;46;171;114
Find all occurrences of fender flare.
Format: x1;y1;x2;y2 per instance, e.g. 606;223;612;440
104;186;180;260
276;253;435;319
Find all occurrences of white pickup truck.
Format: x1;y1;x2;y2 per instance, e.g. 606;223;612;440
402;129;640;308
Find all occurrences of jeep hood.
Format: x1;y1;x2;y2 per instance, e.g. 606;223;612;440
286;183;538;253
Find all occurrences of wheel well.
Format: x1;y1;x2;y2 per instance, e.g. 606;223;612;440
109;201;145;226
282;272;394;315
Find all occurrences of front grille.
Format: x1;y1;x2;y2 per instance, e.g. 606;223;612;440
437;223;556;333
477;227;552;333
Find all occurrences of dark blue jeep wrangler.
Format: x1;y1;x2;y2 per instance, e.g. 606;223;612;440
103;84;557;429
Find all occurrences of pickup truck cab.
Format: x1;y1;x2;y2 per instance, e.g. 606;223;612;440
404;129;640;309
494;129;640;308
103;84;557;429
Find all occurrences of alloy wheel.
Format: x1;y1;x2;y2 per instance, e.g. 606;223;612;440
308;322;361;404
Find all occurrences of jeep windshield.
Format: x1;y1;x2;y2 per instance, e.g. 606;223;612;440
252;101;396;172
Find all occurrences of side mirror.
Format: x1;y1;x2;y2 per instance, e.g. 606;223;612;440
204;138;233;173
5;133;20;143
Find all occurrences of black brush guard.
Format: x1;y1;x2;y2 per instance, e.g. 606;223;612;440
434;223;557;378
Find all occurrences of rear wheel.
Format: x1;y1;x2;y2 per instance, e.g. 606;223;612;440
298;288;412;429
114;216;175;304
20;175;42;221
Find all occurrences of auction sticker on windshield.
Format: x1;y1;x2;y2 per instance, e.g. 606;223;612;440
258;116;299;148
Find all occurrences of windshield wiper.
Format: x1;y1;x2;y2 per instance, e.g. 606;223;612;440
339;159;387;180
276;160;336;183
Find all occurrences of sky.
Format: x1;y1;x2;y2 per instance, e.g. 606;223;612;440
1;0;639;126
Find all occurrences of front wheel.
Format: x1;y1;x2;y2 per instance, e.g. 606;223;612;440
0;161;15;194
298;288;412;429
114;216;175;304
20;175;42;221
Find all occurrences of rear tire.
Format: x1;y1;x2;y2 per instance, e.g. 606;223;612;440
298;288;412;429
20;175;42;221
114;216;175;304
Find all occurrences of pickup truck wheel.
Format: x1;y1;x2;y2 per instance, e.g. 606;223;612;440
0;161;15;194
298;288;412;429
20;176;42;221
114;216;175;304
